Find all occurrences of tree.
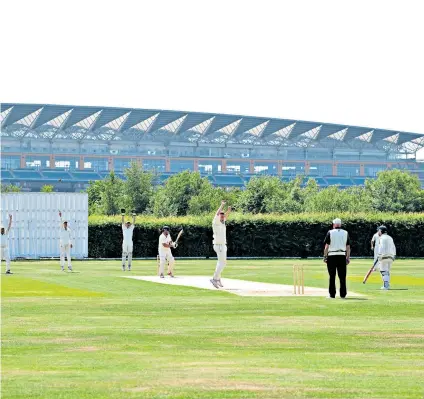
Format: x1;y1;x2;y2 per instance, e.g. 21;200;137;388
238;176;318;214
40;185;54;192
365;170;424;212
101;171;125;215
343;186;372;213
303;185;371;213
123;162;154;214
274;177;319;213
237;176;285;214
188;186;241;215
1;184;21;192
87;180;106;215
152;171;211;216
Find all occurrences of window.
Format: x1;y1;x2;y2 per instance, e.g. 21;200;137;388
84;158;109;171
25;156;50;169
198;160;222;174
170;160;194;172
114;158;137;171
1;156;20;169
226;161;250;174
364;164;388;177
53;157;79;170
338;164;360;176
282;163;305;176
143;159;166;172
253;162;277;174
309;163;332;176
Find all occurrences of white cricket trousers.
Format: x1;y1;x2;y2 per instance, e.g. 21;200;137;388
379;258;393;286
158;251;175;275
122;241;133;269
213;244;227;280
60;244;72;270
1;246;11;272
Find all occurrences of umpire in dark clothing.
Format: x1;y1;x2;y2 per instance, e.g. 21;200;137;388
323;218;351;299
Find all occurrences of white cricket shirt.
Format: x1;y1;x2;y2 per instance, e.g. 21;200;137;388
378;234;396;258
212;215;226;245
59;227;72;245
1;232;9;248
158;233;172;253
122;224;135;242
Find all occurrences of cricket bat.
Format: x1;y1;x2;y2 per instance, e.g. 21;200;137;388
363;259;379;284
173;229;184;247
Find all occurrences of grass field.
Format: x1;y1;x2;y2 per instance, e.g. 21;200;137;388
2;259;424;399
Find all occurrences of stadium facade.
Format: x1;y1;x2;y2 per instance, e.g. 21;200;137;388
1;103;424;191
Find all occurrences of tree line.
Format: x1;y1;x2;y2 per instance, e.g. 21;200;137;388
86;163;424;215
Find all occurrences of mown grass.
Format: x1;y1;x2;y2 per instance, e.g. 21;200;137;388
1;259;424;398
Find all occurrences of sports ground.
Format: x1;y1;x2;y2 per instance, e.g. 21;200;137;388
2;259;424;399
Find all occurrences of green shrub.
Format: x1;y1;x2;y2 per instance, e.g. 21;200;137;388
88;213;424;258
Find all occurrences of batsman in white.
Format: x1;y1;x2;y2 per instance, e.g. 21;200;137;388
58;211;73;272
121;210;136;271
158;226;175;278
210;200;231;289
1;214;13;274
377;225;396;290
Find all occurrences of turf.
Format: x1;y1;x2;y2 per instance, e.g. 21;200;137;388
1;259;424;399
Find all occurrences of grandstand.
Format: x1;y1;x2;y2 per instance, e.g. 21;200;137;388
1;103;424;191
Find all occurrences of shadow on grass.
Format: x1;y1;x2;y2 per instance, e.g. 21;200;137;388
344;297;369;301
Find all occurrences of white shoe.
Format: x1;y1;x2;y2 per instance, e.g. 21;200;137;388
380;286;389;290
326;296;335;299
160;274;164;279
210;279;220;289
217;279;223;288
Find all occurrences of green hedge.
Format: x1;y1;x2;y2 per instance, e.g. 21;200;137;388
88;213;424;258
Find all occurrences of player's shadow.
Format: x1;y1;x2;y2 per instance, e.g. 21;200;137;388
344;297;368;300
375;288;408;291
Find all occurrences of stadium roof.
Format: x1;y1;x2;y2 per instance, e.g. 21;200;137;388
1;103;424;153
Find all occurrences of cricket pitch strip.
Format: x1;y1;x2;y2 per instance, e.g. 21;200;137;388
122;275;364;297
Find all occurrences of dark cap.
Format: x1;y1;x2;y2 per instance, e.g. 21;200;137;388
377;225;387;233
162;226;170;231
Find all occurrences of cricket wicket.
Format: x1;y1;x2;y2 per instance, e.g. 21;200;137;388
293;264;305;295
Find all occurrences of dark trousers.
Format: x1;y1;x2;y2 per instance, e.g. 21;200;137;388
327;255;347;298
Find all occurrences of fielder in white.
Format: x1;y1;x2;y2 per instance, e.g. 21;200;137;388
377;225;396;290
1;214;13;274
158;226;175;278
121;212;136;271
59;211;73;272
210;201;231;289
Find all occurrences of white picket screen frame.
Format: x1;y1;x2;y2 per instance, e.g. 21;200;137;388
0;193;88;259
